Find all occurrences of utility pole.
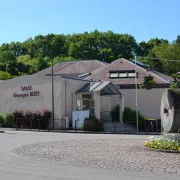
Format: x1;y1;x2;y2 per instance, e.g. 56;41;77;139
51;48;55;129
134;54;139;131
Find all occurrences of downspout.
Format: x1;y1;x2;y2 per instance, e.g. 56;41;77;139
64;79;67;117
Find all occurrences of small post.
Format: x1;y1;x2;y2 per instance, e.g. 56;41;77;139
125;120;127;133
30;118;32;130
114;120;116;133
65;118;66;131
75;120;77;132
144;119;147;134
102;119;104;133
38;119;40;131
156;120;158;135
16;118;17;130
84;119;86;132
47;119;50;132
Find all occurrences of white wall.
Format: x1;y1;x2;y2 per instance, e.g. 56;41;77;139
0;76;62;129
120;88;166;119
100;96;120;112
60;78;88;125
0;76;92;129
100;96;121;121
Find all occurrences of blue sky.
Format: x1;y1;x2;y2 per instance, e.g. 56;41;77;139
0;0;179;44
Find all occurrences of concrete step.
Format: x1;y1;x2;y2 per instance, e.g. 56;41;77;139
103;123;136;132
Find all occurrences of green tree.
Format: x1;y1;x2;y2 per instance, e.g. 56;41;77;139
29;55;49;72
0;51;16;64
151;43;180;75
17;55;32;64
0;71;13;80
176;34;180;44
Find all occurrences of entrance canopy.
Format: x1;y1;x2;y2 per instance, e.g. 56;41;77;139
76;81;121;96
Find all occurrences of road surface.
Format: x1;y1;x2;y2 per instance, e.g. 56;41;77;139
0;130;180;180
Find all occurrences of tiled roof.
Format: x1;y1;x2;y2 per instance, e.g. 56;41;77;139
34;60;107;77
34;58;172;86
34;61;75;75
53;60;106;75
85;58;171;85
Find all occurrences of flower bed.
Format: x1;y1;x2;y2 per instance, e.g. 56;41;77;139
145;134;180;151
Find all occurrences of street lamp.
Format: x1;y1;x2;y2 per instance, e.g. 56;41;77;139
132;51;139;132
51;48;55;129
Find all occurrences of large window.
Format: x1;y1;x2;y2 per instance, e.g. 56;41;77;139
119;72;127;77
109;72;118;78
127;72;136;77
109;70;137;78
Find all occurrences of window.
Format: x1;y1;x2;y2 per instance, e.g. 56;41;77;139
109;72;118;78
82;100;90;110
109;70;137;78
128;72;136;77
119;73;127;77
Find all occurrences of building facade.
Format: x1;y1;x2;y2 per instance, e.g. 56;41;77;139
0;76;122;129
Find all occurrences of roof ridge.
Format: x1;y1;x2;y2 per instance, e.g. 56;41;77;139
53;61;77;73
122;58;170;83
86;58;171;83
95;60;109;65
85;58;124;79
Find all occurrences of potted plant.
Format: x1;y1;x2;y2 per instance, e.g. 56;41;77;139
142;76;155;90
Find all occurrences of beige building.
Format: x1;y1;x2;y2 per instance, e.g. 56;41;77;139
34;59;172;119
0;75;123;129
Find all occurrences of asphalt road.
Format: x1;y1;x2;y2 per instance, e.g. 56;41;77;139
0;130;180;180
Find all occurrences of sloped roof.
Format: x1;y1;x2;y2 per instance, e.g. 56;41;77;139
53;60;106;76
34;61;75;75
85;58;171;85
76;81;121;95
35;60;107;77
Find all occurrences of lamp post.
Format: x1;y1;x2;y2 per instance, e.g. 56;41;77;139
134;54;139;132
131;51;139;132
51;48;55;129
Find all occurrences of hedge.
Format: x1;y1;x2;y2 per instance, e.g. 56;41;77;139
82;116;103;131
0;109;51;129
123;107;145;131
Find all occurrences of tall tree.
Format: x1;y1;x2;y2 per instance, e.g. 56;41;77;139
176;34;180;44
0;51;16;64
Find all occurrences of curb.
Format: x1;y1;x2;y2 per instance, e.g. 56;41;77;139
145;147;180;153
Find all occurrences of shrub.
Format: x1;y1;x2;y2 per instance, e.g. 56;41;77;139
0;114;4;127
123;107;144;130
40;109;51;129
0;113;13;127
82;116;103;131
142;76;155;90
11;110;24;128
11;109;51;129
3;113;13;127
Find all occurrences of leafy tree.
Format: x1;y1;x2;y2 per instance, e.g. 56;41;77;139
29;55;49;72
151;43;180;75
0;30;179;80
176;34;180;44
170;73;180;88
147;38;168;48
49;56;75;66
0;51;16;64
17;55;31;64
0;71;13;80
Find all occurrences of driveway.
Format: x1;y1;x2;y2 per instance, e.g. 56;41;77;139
0;130;180;180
